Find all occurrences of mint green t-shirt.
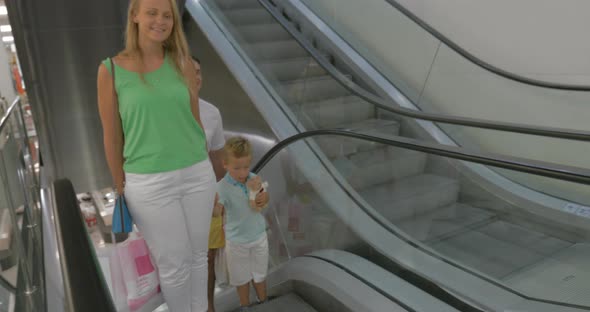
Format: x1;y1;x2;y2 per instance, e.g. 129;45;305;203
103;56;207;173
218;173;266;244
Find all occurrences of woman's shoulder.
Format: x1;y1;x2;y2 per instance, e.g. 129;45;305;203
100;52;133;72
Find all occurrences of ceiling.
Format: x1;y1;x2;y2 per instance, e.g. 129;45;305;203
0;0;13;47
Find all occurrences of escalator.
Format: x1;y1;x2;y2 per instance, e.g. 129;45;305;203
2;0;590;311
47;128;590;312
182;0;590;310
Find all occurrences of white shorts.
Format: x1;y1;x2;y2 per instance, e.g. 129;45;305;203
226;234;269;286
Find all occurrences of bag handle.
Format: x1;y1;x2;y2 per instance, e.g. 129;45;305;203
109;58;125;194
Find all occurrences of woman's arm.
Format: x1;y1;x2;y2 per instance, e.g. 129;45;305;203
209;149;226;181
97;63;125;194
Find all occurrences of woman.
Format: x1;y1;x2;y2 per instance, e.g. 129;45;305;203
96;0;215;311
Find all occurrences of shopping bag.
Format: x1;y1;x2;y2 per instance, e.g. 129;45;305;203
112;194;133;233
110;233;163;312
214;247;229;287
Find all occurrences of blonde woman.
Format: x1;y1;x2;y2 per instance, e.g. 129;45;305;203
97;0;215;311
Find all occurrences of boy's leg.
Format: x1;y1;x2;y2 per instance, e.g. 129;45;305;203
252;280;267;303
251;235;269;302
207;248;217;312
236;283;251;307
227;240;254;307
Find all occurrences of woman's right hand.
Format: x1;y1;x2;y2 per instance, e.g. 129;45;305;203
115;182;125;195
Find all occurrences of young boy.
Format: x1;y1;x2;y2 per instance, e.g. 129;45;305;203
215;137;270;310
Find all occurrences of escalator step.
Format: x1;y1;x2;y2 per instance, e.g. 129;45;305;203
248;293;317;312
258;56;327;81
216;0;260;10
237;23;292;43
245;40;309;61
223;8;275;26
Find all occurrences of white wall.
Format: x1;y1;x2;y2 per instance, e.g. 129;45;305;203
0;45;16;104
299;0;590;204
396;0;590;84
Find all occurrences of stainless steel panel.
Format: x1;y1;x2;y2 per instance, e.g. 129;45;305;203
7;0;276;193
31;0;123;29
7;0;126;192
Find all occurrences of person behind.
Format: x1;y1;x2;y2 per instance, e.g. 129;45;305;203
191;56;226;312
97;0;215;311
215;137;270;311
191;57;269;312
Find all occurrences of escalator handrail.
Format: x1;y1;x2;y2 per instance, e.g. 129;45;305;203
0;97;20;133
383;0;590;91
51;178;116;312
252;129;590;185
257;0;590;141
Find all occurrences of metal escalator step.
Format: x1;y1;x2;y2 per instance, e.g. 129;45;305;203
340;146;427;190
301;96;374;129
245;40;309;61
396;203;495;243
276;75;351;104
249;293;317;312
259;56;327;81
216;0;260;10
237;23;292;43
223;8;275;26
504;243;589;307
431;220;571;279
314;119;401;158
360;174;460;221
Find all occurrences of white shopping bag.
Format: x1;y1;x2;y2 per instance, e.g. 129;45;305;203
110;233;164;312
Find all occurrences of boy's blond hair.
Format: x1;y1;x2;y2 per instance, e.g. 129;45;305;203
224;136;252;160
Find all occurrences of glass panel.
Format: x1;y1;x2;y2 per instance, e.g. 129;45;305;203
257;133;590;308
296;0;590;197
200;0;381;133
191;1;590;308
0;102;43;312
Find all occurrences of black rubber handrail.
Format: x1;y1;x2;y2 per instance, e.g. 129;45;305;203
383;0;590;91
52;179;116;312
253;129;590;185
256;0;590;141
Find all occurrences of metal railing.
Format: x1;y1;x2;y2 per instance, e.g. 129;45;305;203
0;96;43;311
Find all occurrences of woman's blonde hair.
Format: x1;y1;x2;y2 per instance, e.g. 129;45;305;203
120;0;198;97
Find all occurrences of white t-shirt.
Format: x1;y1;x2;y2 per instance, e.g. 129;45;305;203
199;99;225;152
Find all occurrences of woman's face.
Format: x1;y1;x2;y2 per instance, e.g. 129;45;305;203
134;0;174;44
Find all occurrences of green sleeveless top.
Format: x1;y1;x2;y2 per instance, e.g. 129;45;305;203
103;55;207;174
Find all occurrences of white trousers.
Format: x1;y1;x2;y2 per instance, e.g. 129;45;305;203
226;234;269;286
125;160;216;312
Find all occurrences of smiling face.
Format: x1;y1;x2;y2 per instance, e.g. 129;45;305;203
133;0;174;44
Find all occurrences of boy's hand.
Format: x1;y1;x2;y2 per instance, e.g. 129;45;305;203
255;191;269;209
246;176;262;191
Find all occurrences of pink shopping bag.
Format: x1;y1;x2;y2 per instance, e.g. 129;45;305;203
110;233;163;311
